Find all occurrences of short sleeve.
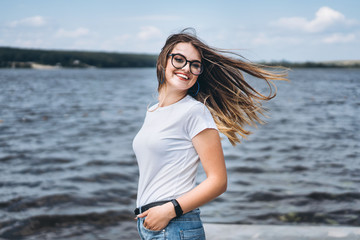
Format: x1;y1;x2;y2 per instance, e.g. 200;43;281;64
186;103;218;139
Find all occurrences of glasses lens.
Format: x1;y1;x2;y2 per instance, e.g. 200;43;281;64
190;62;202;75
170;54;203;75
172;54;186;68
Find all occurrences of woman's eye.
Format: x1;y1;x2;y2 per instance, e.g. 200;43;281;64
175;57;185;63
192;63;201;69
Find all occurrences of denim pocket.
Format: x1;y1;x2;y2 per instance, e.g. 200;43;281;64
180;227;205;240
141;217;166;238
143;224;165;234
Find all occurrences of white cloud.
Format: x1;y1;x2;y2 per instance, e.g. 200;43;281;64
323;33;356;43
55;28;90;38
274;6;352;32
8;16;46;27
137;26;162;40
307;7;345;32
252;33;303;46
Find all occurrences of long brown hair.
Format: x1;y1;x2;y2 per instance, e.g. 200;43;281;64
157;29;288;145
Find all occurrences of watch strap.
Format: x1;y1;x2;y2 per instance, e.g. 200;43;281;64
171;199;183;217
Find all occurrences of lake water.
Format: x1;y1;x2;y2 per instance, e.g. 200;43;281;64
0;68;359;239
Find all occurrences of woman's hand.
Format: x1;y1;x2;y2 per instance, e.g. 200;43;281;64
137;202;176;231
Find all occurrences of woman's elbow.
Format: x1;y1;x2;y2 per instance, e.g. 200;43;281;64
220;177;228;194
215;176;227;195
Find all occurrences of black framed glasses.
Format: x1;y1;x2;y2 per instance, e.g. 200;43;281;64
168;53;203;76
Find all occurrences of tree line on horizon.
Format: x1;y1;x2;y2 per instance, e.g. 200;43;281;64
0;47;359;69
0;47;158;68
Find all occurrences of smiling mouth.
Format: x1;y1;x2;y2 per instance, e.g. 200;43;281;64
175;73;189;80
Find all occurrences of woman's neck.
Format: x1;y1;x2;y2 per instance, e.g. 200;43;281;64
158;89;187;107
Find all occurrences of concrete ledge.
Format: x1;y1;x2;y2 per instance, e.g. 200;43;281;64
203;223;360;240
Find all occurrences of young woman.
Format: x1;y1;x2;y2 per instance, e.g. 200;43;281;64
132;29;287;239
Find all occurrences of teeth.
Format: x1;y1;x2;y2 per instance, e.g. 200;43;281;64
176;73;189;79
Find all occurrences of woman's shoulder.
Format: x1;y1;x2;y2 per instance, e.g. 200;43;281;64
182;95;211;115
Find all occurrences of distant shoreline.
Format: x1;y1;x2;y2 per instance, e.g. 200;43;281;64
0;47;157;69
260;60;360;69
1;47;359;69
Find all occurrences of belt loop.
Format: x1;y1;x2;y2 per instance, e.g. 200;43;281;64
139;206;142;214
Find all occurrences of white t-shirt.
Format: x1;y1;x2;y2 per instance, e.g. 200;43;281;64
133;95;218;207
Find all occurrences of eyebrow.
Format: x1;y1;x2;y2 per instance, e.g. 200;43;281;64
171;52;201;62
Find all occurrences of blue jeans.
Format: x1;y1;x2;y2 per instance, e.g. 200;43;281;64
137;208;206;240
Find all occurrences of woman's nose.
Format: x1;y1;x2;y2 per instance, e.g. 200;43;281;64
182;62;191;73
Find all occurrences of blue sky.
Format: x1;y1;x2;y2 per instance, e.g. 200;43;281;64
1;0;359;62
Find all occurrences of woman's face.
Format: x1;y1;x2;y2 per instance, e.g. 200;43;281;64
165;42;201;94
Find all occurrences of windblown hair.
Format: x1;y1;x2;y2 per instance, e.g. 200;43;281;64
157;29;288;146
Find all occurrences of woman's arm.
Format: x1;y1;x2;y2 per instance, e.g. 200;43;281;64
137;128;227;231
177;128;227;213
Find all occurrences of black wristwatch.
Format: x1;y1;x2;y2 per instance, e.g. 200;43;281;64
171;199;183;217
